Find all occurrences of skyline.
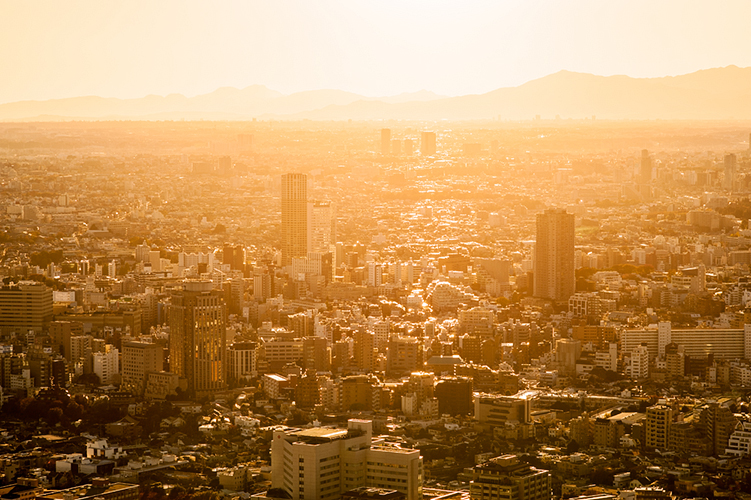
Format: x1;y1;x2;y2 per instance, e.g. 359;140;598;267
3;1;751;104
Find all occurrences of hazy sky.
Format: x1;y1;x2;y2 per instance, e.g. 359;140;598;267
2;0;751;103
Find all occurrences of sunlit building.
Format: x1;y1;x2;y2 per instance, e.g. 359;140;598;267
271;419;423;500
282;173;308;266
533;209;575;302
168;281;227;396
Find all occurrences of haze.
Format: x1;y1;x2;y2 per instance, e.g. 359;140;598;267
3;0;751;103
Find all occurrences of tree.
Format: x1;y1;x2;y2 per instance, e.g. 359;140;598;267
47;407;65;426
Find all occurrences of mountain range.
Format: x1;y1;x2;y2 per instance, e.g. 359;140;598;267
3;66;751;121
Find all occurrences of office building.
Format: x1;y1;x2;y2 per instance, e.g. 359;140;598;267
281;173;308;266
381;129;391;155
340;375;376;411
533;209;575;302
0;281;53;334
307;200;335;254
622;322;750;361
121;340;164;395
699;401;737;456
92;345;119;385
434;376;473;416
387;337;423;376
227;341;257;384
724;153;737;190
49;320;84;361
421;131;436;156
37;481;139;500
223;244;245;271
475;394;532;431
168;281;227;395
270;419;423;500
469;455;551;500
303;336;330;372
354;330;376;372
640;149;652;184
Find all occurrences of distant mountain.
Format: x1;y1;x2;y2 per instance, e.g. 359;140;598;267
2;66;751;121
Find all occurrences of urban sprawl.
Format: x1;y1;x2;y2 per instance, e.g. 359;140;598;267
1;121;751;500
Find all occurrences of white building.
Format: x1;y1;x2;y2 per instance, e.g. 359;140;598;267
627;345;649;379
92;345;119;385
270;419;422;500
726;420;751;456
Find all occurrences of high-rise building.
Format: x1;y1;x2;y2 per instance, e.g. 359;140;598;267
533;209;575;302
646;404;672;451
699;401;738;456
421;131;436;156
49;320;84;361
121;340;164;395
168;281;227;396
307;200;335;254
640;149;652;184
386;336;423;376
434;376;473;416
271;419;423;500
381;129;391;155
724;153;737;191
281;173;308;266
303;336;330;372
226;341;257;384
0;281;53;335
353;330;376;372
223;244;245;271
469;455;551;500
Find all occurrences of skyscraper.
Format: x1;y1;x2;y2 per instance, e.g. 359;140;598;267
533;209;575;302
421;131;436;156
307;200;335;254
168;281;227;396
281;173;308;266
640;149;651;184
724;153;737;191
380;128;391;154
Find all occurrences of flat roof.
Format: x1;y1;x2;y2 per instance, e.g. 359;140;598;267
294;428;348;439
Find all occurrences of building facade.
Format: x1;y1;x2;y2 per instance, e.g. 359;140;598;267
533;209;575;302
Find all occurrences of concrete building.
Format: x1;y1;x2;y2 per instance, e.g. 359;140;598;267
121;340;163;395
0;281;53;334
168;281;227;395
725;420;751;456
534;209;575;302
420;131;436;156
475;394;532;437
92;345;119;385
622;322;751;361
308;200;335;255
469;455;551;500
646;404;672;451
270;419;422;500
281;173;308;266
227;341;257;384
386;336;423;376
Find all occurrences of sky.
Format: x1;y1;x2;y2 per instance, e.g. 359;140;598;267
1;0;751;104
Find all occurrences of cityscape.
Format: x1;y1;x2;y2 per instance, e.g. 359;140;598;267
4;3;751;500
